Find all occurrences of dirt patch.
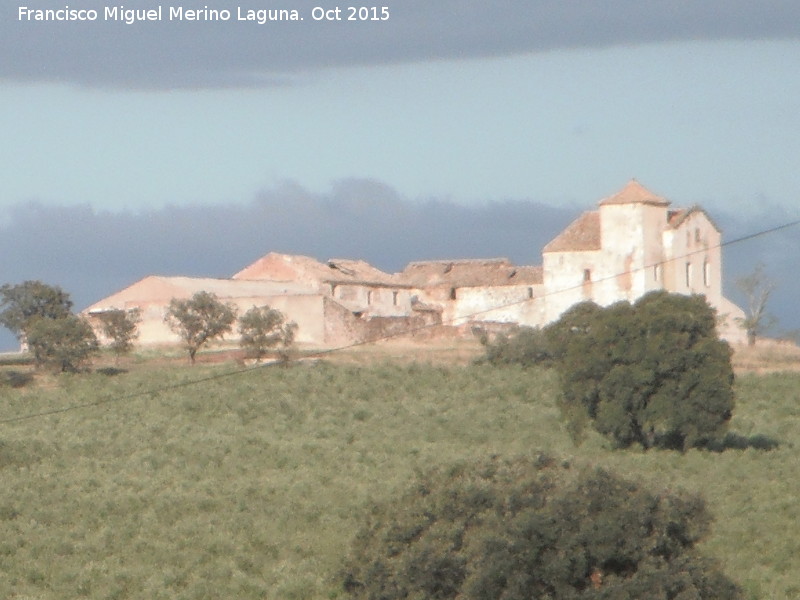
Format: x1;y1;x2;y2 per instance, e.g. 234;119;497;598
731;339;800;374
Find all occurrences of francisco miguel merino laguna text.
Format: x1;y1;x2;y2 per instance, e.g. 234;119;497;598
18;5;391;24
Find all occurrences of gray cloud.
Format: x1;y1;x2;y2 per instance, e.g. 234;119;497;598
1;179;798;350
3;0;799;89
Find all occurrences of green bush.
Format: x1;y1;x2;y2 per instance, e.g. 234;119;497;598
342;455;742;600
547;292;735;450
164;291;237;364
478;326;554;367
238;305;297;361
0;280;73;341
95;308;141;358
26;315;99;372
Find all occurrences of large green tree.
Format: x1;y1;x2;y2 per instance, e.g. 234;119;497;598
164;291;237;364
342;455;742;600
547;291;735;450
0;281;73;341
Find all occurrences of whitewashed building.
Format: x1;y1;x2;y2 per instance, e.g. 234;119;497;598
84;181;746;348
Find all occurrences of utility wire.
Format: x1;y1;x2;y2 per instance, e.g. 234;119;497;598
2;216;799;426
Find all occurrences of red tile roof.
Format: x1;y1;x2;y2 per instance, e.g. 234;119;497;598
598;179;670;207
542;211;601;253
399;258;543;287
232;252;397;285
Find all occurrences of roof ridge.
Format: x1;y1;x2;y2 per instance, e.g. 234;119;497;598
599;179;670;207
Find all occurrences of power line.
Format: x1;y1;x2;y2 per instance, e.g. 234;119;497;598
2;216;798;426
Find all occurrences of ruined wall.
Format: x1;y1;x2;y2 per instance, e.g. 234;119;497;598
663;211;721;305
322;296;370;346
89;294;329;348
451;284;546;328
331;283;414;317
321;296;443;346
542;249;603;322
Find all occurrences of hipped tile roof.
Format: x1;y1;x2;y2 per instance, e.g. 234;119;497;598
233;252;397;285
399;258;543;287
599;179;670;207
542;211;601;253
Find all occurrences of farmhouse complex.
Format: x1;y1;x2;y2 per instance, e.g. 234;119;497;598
84;181;747;347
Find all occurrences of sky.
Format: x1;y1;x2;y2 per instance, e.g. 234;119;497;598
1;1;799;349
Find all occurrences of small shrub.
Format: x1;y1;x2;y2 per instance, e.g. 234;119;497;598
25;315;99;372
342;455;742;599
238;306;297;362
96;308;141;360
478;326;554;367
164;292;237;364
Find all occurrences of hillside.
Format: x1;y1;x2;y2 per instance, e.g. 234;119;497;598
0;360;798;598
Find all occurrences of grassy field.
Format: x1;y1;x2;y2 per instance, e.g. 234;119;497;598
0;355;799;599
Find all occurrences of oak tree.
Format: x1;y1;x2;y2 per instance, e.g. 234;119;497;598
343;455;742;600
164;292;237;364
0;281;73;341
238;305;297;361
26;315;99;372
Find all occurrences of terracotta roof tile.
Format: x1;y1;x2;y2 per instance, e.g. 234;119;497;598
543;211;601;253
599;179;670;207
232;252;396;285
84;276;315;312
398;258;543;287
668;205;720;232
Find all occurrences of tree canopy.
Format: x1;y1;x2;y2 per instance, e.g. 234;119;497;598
164;292;237;363
96;308;141;359
480;291;736;450
238;305;297;361
26;314;99;372
548;292;735;450
0;281;73;340
342;455;742;600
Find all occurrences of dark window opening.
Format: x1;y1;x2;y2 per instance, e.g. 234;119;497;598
583;269;592;282
449;287;457;300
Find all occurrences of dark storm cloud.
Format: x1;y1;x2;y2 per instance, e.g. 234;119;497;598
1;179;798;351
3;0;799;89
0;179;575;348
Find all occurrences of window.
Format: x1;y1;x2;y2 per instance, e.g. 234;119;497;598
366;290;373;305
527;287;534;299
685;262;693;287
449;288;457;300
703;260;711;287
392;291;399;306
653;264;661;281
583;269;592;282
695;228;701;243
